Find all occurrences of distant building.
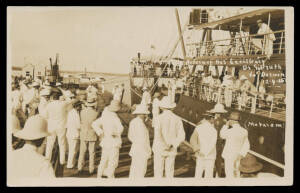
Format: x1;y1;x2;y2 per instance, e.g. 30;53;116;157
11;66;22;77
21;63;49;79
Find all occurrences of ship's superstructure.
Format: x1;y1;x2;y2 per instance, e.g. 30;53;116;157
130;8;286;176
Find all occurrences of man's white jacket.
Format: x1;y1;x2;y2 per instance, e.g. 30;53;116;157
152;110;185;156
220;123;250;160
128;117;152;159
193;120;217;160
92;107;124;149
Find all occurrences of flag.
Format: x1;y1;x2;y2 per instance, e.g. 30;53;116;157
150;45;156;49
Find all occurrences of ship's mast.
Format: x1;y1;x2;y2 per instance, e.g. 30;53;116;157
175;8;186;64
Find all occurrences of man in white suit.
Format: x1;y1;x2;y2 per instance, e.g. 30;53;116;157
128;104;152;178
141;86;152;106
152;96;185;178
191;115;217;178
220;111;250;178
11;115;55;181
92;100;124;178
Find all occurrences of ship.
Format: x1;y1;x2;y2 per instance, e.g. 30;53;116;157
129;8;286;176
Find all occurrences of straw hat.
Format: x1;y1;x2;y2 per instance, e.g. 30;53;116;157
239;153;263;173
40;88;51;96
240;75;248;81
44;80;51;86
12;114;21;135
56;82;62;86
159;96;176;109
257;19;263;24
228;111;241;121
132;104;150;115
224;75;233;80
23;79;31;85
153;92;161;98
107;100;121;112
14;115;49;140
65;90;75;98
85;97;97;107
31;81;40;87
207;103;227;113
87;92;98;100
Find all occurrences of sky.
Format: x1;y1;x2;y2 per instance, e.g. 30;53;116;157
7;7;256;74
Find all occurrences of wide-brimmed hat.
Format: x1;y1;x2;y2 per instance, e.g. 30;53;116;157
23;79;31;85
85;97;97;107
224;75;233;80
132;104;150;115
239;153;263;173
87;92;98;100
207;103;227;113
31;81;40;87
12;114;21;135
107;100;121;112
65;90;75;98
153;92;161;98
228;111;240;121
257;19;263;24
159;96;176;109
44;80;51;86
240;75;248;81
56;82;62;86
14;115;49;140
40;88;51;96
142;86;148;91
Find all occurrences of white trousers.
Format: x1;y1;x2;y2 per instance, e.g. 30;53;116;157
195;158;215;178
224;89;232;108
129;156;148;178
224;157;241;178
154;154;175;178
97;147;119;178
45;128;67;165
66;138;79;168
78;141;96;173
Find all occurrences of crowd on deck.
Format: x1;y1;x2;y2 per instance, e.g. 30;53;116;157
10;73;280;180
132;61;286;114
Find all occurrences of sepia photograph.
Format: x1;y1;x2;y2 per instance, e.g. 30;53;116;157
6;6;294;186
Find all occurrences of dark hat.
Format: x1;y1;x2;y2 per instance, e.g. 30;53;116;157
228;111;240;121
257;19;263;24
239;153;263;173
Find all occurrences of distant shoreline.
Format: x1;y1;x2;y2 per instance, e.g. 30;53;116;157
11;66;129;77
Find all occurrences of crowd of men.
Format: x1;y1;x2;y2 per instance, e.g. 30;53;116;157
132;60;286;114
10;73;279;180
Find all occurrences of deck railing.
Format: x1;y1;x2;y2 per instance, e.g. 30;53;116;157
183;82;286;121
186;30;285;57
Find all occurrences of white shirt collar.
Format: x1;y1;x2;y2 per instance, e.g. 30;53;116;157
232;123;241;128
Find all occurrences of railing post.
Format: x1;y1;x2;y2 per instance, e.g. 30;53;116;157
262;35;266;55
279;31;283;54
269;98;274;118
251;95;257;114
